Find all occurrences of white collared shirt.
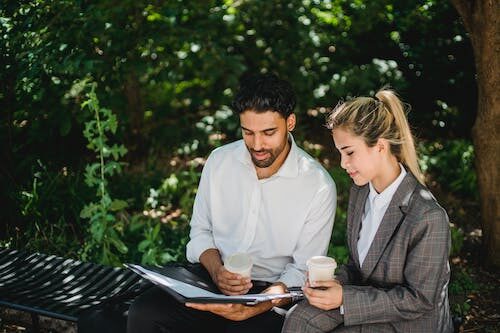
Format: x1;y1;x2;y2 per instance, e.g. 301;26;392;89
357;164;407;267
186;135;336;287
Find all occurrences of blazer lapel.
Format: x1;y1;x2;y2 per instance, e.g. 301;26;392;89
349;185;369;270
360;173;418;279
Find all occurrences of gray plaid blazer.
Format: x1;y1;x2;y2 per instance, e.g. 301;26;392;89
283;173;453;333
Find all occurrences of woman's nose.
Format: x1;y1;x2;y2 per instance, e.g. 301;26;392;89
340;155;348;170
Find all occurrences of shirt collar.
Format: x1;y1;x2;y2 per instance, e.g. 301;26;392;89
235;133;299;179
275;134;299;178
368;163;407;206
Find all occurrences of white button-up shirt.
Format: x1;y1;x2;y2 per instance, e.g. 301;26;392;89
186;136;336;287
357;164;407;267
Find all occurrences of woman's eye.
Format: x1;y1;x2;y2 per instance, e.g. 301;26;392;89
347;151;354;156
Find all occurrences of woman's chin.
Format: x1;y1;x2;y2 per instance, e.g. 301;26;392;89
353;178;368;186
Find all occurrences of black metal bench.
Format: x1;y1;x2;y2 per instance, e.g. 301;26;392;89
0;247;149;332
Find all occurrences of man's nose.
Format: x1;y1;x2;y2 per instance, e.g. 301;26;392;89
253;135;263;151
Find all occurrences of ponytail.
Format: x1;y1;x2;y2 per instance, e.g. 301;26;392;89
375;90;424;184
326;88;425;185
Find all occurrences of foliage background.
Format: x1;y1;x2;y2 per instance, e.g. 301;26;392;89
0;0;487;326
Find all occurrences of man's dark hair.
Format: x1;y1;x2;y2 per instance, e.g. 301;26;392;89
232;73;296;118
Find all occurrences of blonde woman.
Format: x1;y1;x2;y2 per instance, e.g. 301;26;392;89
282;89;453;332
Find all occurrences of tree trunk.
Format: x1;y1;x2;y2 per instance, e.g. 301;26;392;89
451;0;500;268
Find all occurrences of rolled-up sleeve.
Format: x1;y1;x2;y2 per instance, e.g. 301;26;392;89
278;182;336;287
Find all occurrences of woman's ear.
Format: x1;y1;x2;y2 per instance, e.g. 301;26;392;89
377;138;389;153
286;114;296;131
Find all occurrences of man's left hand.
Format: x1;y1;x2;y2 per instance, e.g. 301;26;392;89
185;302;261;321
185;282;290;321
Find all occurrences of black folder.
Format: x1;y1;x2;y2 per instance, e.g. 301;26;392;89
125;263;303;305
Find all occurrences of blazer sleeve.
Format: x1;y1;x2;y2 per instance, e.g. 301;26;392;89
342;206;451;326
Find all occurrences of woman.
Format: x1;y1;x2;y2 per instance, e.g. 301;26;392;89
282;89;453;332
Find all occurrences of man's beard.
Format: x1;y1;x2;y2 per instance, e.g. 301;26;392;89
249;149;277;168
247;139;288;169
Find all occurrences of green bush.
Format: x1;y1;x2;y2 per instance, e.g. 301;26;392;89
419;139;477;198
11;160;85;258
449;267;479;317
131;167;202;266
449;223;465;257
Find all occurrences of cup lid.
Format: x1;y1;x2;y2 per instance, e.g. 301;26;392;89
307;256;337;268
225;253;252;269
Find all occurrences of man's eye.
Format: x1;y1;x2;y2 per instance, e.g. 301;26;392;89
264;131;276;136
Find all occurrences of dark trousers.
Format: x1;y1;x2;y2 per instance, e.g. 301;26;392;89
127;286;285;333
78;303;128;333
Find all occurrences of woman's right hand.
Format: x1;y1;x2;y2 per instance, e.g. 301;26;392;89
303;279;343;311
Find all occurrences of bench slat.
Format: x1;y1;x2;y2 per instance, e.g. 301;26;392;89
0;248;146;323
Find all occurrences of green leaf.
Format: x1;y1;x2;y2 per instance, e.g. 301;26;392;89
138;239;151;252
90;220;105;242
109;199;128;211
80;204;97;219
152;223;161;239
111;237;128;254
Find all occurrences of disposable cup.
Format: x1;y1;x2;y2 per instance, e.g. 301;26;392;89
307;256;337;284
224;253;253;278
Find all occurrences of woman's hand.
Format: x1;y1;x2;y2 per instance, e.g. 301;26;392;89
303;279;343;311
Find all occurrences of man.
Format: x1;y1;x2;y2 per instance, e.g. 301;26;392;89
127;73;336;332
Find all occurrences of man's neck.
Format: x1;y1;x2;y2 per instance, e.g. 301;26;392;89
255;140;291;180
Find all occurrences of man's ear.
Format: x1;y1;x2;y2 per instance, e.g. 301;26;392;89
286;114;296;131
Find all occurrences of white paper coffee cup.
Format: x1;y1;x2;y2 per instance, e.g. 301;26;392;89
224;253;253;278
307;256;337;284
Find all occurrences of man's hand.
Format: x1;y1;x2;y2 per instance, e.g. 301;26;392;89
265;282;291;307
303;279;343;310
185;303;261;321
212;265;252;296
199;249;252;295
185;281;291;320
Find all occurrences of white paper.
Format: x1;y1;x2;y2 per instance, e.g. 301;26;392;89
127;264;216;298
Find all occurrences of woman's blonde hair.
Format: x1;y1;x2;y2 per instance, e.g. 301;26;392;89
326;88;424;184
